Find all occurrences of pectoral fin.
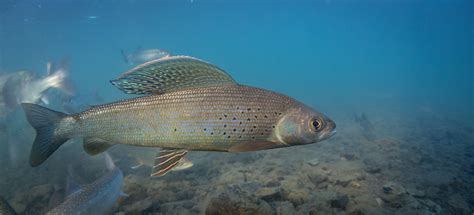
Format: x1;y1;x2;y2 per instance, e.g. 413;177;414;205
228;141;281;152
110;56;237;95
83;138;114;155
151;149;188;177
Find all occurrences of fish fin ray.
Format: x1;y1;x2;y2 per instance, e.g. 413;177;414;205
83;138;114;155
171;157;194;172
228;141;281;152
151;149;188;177
110;56;237;95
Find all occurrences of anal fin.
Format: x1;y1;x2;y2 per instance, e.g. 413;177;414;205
151;149;188;177
83;138;114;155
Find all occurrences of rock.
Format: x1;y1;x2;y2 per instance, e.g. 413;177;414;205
405;186;425;198
307;158;320;166
160;200;194;212
308;174;328;187
10;184;55;214
336;172;365;187
122;197;156;214
279;177;310;205
380;182;407;208
341;153;357;161
375;198;383;207
447;194;471;214
363;159;382;174
348;209;365;215
329;194;349;210
255;187;282;202
350;181;361;189
273;201;296;215
283;189;310;206
417;199;442;213
205;185;273;215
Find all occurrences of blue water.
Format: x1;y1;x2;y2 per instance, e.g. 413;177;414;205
1;0;473;214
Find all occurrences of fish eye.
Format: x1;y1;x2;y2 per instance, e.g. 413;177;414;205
311;118;323;131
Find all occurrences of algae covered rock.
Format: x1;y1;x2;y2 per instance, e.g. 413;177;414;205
205;184;273;215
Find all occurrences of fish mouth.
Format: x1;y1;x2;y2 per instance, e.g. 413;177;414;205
320;129;337;140
329;129;337;137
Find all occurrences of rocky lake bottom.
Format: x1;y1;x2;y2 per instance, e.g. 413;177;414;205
1;108;473;215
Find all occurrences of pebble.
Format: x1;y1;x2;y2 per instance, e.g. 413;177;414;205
307;158;320;166
329;194;349;210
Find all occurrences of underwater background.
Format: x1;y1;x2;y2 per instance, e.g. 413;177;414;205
0;0;473;214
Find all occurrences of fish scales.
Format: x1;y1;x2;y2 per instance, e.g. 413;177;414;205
73;85;296;151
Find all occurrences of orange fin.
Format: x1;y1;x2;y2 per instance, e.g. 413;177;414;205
151;149;188;177
228;141;281;152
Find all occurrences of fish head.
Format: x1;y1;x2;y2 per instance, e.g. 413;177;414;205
274;105;336;145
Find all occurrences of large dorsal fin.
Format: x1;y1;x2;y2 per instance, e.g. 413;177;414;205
111;56;237;95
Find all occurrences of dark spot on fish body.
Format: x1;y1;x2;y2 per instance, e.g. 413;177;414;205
224;124;227;128
233;117;236;120
174;128;177;132
233;129;237;132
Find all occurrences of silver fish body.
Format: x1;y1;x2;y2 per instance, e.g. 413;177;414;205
58;85;333;151
47;167;123;215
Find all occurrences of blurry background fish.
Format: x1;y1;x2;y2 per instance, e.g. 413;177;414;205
0;59;74;167
121;47;170;65
0;59;73;115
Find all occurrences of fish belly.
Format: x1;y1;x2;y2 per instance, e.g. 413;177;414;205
76;85;294;151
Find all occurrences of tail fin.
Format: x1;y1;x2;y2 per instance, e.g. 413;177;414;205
21;103;70;167
0;196;17;215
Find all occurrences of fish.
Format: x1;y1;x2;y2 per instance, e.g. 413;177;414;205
46;153;125;215
0;60;72;111
0;154;125;215
121;48;170;65
21;55;336;177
